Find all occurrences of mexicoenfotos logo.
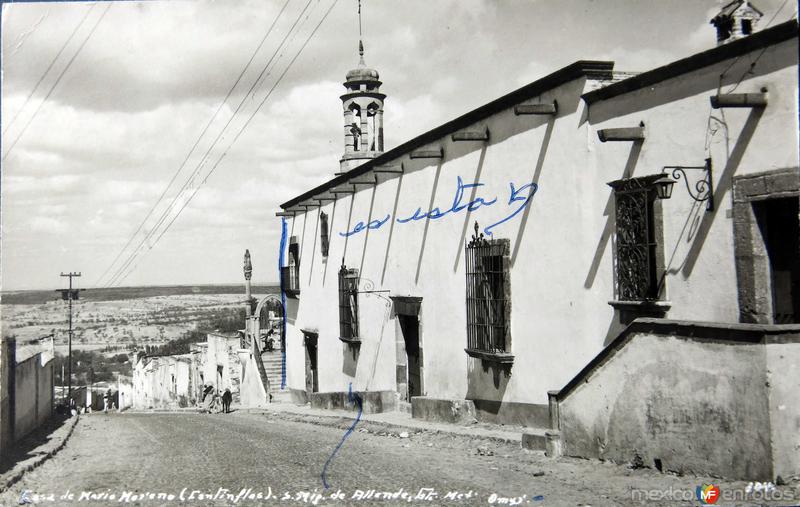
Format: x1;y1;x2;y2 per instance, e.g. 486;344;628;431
696;484;720;504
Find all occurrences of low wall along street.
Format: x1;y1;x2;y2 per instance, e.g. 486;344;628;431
549;319;800;481
0;336;56;458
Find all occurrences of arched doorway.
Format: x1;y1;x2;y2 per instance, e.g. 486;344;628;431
251;294;285;352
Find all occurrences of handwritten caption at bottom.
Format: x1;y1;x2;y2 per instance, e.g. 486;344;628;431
19;488;544;504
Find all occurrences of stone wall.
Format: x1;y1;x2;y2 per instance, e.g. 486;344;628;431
204;333;242;402
237;345;269;408
132;354;196;409
551;319;800;481
117;376;134;411
0;337;13;461
0;337;55;446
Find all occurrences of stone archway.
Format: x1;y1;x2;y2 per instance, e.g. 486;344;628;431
249;294;284;351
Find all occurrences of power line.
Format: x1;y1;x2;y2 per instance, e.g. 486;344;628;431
93;0;293;287
724;0;792;93
2;3;111;162
113;0;339;287
155;0;340;245
105;0;317;288
102;0;314;289
2;4;96;137
105;0;323;287
706;0;793;152
718;0;791;94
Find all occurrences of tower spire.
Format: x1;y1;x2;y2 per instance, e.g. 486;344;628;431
339;0;386;173
357;0;364;63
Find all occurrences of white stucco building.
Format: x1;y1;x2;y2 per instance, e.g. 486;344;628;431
275;15;799;459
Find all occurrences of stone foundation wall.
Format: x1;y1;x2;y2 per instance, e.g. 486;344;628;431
310;390;395;414
551;319;800;481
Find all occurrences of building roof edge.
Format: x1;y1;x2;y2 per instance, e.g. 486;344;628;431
582;19;798;105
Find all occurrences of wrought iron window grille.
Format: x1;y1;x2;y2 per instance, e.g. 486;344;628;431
320;211;330;257
465;222;510;354
282;240;301;298
608;176;663;302
338;263;360;342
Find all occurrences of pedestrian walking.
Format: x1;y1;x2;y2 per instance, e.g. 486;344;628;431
202;384;214;402
222;388;232;414
103;389;110;413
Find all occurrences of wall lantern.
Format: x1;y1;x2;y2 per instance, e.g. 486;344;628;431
653;175;674;200
655;158;714;212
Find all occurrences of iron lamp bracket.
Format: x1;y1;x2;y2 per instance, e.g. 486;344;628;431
660;158;714;212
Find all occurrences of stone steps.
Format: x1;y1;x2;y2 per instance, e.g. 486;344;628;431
261;351;288;393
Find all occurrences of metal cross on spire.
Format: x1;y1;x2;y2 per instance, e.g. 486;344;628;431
358;0;364;60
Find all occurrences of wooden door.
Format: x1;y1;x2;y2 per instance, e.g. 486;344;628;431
400;315;421;397
304;334;318;396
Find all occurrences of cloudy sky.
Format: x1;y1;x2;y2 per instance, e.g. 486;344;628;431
1;0;794;290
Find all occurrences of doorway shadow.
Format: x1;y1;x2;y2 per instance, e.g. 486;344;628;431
359;183;379;277
680;107;764;277
584;140;644;289
452;145;488;273
340;192;356;265
380;173;404;285
510;116;556;266
465;358;512;418
308;209;320;286
342;343;360;378
414;160;445;285
322;199;338;287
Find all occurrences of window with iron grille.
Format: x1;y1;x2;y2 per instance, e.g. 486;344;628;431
608;176;663;301
320;211;329;257
338;264;359;341
465;223;510;354
282;238;300;298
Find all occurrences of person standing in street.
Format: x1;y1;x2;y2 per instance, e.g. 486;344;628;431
222;388;232;414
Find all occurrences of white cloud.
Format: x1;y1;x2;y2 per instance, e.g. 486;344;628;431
29;216;66;234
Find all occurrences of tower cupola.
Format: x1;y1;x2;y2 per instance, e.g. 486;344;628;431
339;3;386;173
711;0;763;45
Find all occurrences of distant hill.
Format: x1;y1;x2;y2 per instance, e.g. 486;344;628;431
0;284;280;305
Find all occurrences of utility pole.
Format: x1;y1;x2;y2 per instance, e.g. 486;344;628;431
57;272;83;404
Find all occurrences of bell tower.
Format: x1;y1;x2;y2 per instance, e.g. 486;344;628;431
710;0;763;45
339;0;386;173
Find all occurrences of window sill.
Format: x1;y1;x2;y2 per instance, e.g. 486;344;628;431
608;300;671;311
464;348;514;364
609;300;671;324
339;336;361;345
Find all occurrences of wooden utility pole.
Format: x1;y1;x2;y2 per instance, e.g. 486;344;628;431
57;272;83;403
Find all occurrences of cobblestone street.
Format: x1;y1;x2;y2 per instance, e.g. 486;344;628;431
2;410;796;506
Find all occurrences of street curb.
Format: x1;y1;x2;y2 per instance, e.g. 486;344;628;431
243;408;525;446
128;407;200;413
0;415;80;495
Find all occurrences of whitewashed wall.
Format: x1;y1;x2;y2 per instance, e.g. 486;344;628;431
281;37;798;409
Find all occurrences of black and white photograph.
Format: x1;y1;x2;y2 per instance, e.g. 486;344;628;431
1;0;799;505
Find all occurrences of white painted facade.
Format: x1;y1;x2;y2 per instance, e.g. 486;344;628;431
278;24;798;425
